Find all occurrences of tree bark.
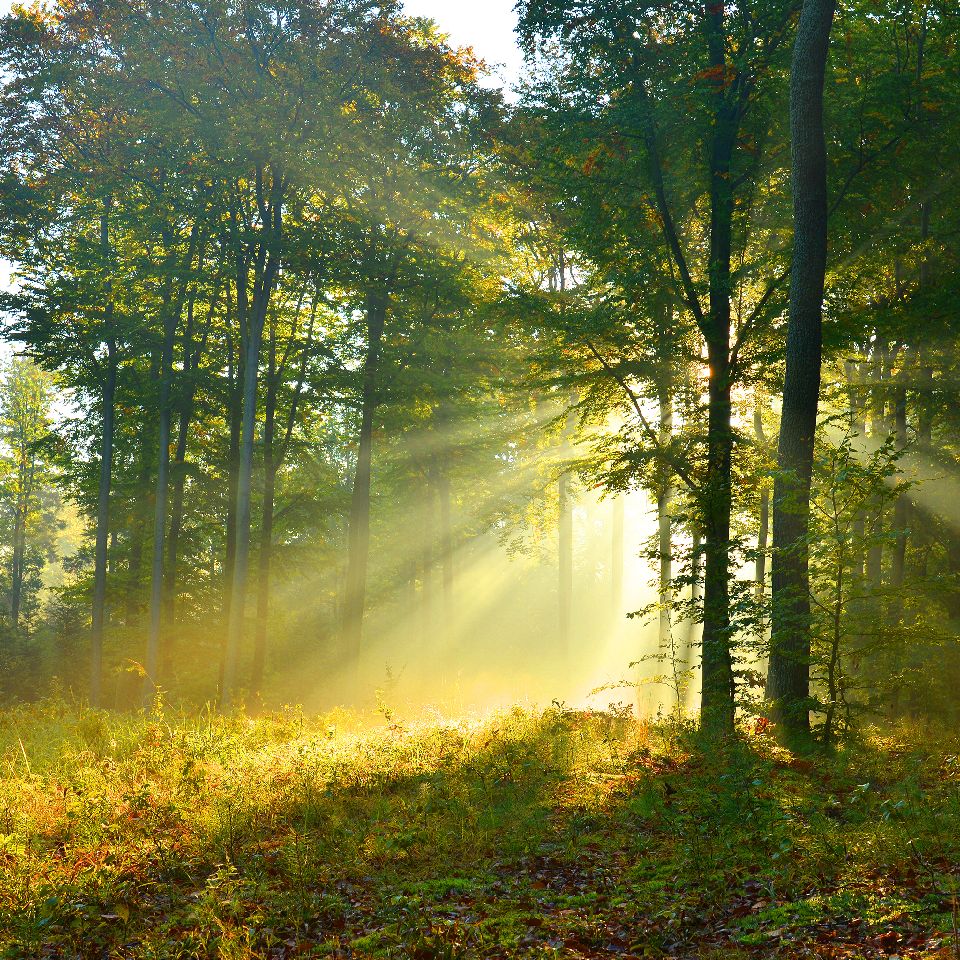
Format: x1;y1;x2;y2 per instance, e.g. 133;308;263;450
91;340;117;708
558;402;575;656
251;321;278;700
342;289;388;661
162;284;215;677
251;292;313;700
143;306;176;703
767;0;835;742
754;403;770;598
90;201;117;708
437;469;453;627
144;228;198;702
221;272;277;707
658;391;674;653
611;496;625;616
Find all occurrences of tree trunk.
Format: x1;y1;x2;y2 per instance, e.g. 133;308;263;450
342;289;388;662
890;382;908;591
126;353;160;627
558;401;575;656
221;273;276;708
143;306;176;704
91;340;117;708
754;403;770;598
420;476;436;646
696;3;742;737
558;470;573;653
611;496;625;616
436;461;454;631
162;401;191;669
251;323;278;700
700;347;735;735
10;511;25;630
219;328;242;694
658;391;674;652
766;0;835;742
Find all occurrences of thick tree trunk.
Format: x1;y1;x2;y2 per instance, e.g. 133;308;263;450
767;0;835;742
696;2;742;737
342;290;388;661
700;348;735;735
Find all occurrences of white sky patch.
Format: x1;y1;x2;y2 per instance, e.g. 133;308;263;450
402;0;523;92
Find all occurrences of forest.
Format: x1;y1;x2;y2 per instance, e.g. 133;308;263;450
0;0;959;957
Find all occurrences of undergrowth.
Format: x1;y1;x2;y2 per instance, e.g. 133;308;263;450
0;700;958;958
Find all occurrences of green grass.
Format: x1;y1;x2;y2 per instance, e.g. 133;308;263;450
1;700;959;958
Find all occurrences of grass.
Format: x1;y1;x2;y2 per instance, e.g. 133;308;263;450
1;699;959;958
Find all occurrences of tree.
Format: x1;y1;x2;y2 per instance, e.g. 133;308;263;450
767;0;836;743
0;358;58;632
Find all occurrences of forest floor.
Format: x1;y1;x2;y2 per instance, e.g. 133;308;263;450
0;701;959;959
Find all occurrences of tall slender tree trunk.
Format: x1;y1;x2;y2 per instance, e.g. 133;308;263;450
143;308;176;704
658;391;674;652
611;496;625;616
420;477;436;646
558;471;573;653
558;401;575;655
866;340;886;592
636;23;739;734
342;289;388;663
754;403;770;598
681;527;703;711
251;324;278;700
10;511;25;630
162;403;191;670
124;349;160;628
436;462;453;633
846;359;867;584
91;201;117;708
221;278;275;708
219;326;242;694
163;295;209;676
890;382;909;591
695;3;743;736
767;0;835;742
700;346;735;735
916;204;934;580
91;340;117;708
699;113;737;735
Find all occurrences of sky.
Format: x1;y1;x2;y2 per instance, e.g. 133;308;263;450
402;0;523;89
